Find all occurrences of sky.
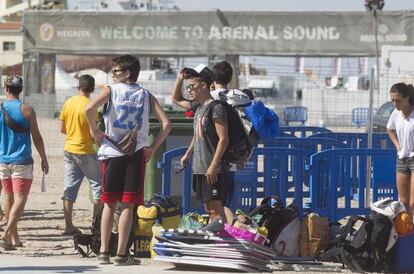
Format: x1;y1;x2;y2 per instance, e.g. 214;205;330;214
174;0;414;11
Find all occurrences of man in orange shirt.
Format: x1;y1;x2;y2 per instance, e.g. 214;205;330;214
59;74;101;236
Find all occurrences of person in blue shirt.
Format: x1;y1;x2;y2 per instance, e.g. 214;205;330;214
0;75;49;250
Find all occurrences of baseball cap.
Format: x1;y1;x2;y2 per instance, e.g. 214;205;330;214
4;75;23;87
183;64;213;85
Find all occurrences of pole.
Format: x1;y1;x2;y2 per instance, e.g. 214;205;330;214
374;8;381;98
365;67;375;207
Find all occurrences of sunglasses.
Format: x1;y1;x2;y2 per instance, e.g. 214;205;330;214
185;83;201;91
112;68;126;74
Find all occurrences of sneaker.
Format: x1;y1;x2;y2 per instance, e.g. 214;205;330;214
114;254;129;265
98;252;110;264
200;218;225;233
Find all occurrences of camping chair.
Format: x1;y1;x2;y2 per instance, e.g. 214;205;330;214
352;107;369;127
283;106;308;126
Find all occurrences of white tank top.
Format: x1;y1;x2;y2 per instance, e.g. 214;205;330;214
98;83;150;159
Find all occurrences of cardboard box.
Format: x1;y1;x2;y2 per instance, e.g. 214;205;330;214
300;239;321;257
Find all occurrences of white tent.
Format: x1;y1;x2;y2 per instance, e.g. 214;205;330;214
72;68;110;88
55;66;77;91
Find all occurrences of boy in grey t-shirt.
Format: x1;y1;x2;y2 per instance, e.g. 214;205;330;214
179;65;230;224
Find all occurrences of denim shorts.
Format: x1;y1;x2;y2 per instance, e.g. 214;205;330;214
396;157;414;174
62;151;102;201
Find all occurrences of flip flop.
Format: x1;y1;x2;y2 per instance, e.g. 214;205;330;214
0;239;16;251
12;241;23;248
62;227;82;236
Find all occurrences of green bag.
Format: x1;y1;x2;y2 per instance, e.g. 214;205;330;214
178;212;208;230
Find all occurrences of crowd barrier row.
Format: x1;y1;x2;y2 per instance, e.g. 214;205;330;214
157;127;398;222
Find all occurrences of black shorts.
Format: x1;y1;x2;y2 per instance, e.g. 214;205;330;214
192;173;229;203
101;149;145;205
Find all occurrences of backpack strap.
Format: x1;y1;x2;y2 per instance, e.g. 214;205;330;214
0;103;30;133
340;216;369;240
260;195;282;207
247;196;283;218
201;100;223;157
217;89;228;101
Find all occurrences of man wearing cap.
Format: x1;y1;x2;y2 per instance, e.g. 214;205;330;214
172;65;230;224
172;61;234;110
0;75;49;250
172;62;237;222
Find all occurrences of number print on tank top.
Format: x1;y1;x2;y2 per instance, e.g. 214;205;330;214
113;93;145;130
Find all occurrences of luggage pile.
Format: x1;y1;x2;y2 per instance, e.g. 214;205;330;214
131;194;414;273
318;198;414;273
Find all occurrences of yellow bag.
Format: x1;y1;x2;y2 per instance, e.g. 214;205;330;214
134;194;180;258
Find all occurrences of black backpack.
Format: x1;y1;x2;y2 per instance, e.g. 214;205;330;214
203;100;254;165
73;206;136;257
247;196;299;247
318;212;393;272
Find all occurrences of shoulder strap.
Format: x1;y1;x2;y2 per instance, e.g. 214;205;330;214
102;86;112;116
218;89;229;101
0;103;30;133
201;101;222;156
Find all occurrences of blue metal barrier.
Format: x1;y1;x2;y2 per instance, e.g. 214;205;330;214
308;132;393;149
262;137;345;151
261;137;347;191
308;132;394;199
279;126;332;138
308;148;397;221
158;147;308;215
257;147;307;217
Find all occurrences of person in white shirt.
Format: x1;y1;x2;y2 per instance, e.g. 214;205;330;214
387;82;414;221
86;55;171;265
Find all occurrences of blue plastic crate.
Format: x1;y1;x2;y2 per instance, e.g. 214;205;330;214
393;232;414;273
